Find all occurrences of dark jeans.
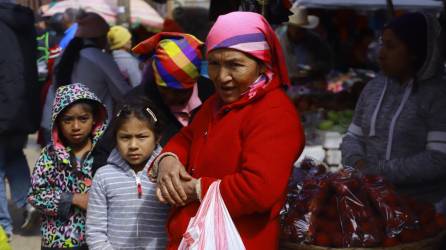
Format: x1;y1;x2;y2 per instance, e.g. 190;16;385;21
0;134;30;234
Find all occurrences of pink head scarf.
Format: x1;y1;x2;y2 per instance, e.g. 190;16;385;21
206;11;290;88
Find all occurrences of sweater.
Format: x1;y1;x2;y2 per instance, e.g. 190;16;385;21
341;13;446;203
162;88;305;249
341;74;446;202
86;147;169;250
90;75;214;175
111;50;142;87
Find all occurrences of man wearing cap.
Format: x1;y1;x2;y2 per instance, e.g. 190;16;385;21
108;25;142;87
276;5;333;83
91;32;213;173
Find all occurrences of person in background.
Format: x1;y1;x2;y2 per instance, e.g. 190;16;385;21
91;32;214;173
131;32;214;142
46;13;65;47
46;12;130;125
59;8;85;50
37;9;87;147
35;12;66;84
35;13;50;71
276;4;333;83
0;0;40;239
107;25;142;87
348;28;376;69
87;97;169;250
152;12;305;249
341;12;446;214
28;83;107;250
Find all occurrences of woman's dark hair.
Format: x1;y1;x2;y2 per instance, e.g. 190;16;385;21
47;13;65;35
54;37;105;87
111;97;165;141
384;12;427;73
54;37;83;86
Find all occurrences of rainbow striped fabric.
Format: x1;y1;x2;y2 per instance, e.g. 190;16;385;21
133;32;203;89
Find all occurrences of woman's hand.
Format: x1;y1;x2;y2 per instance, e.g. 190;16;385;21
182;178;200;204
156;155;193;206
158;178;200;205
72;193;89;210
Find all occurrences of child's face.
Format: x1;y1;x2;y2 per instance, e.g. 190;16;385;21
116;116;157;170
58;103;95;146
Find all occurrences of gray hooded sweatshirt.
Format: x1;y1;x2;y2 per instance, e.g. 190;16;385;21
341;14;446;203
86;146;169;250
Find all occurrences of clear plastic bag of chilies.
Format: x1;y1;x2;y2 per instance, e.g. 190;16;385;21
363;175;421;245
332;168;383;247
282;179;328;243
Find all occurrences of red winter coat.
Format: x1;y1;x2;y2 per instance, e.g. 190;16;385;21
163;86;305;249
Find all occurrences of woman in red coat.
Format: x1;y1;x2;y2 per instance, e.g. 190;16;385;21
151;11;305;249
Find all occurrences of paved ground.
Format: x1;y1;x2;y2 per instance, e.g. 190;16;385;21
7;134;41;250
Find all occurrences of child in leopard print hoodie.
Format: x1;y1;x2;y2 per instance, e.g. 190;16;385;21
28;83;107;250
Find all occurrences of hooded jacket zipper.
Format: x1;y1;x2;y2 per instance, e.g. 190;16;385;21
130;169;142;238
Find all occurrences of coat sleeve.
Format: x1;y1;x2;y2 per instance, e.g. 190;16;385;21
86;170;114;250
28;147;72;218
0;22;25;133
100;53;132;104
160;124;194;166
126;58;142;88
200;107;304;218
378;86;446;184
341;84;368;167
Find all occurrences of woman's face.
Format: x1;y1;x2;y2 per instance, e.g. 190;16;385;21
378;29;414;80
208;49;263;104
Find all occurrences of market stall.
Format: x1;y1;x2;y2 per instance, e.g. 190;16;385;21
290;68;374;166
289;0;444;166
280;160;446;249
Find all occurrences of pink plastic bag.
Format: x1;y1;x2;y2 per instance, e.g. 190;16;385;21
179;180;246;250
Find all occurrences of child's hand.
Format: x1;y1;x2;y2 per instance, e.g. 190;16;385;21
72;193;89;210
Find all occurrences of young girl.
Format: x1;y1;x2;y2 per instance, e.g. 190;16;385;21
28;83;107;250
86;98;169;250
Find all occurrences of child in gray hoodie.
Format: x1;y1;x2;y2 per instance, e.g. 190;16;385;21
86;98;169;250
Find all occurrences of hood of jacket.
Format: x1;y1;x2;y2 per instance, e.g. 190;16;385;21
50;83;108;165
417;13;443;82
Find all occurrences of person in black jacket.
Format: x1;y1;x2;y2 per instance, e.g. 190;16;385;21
91;32;213;174
0;1;40;239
